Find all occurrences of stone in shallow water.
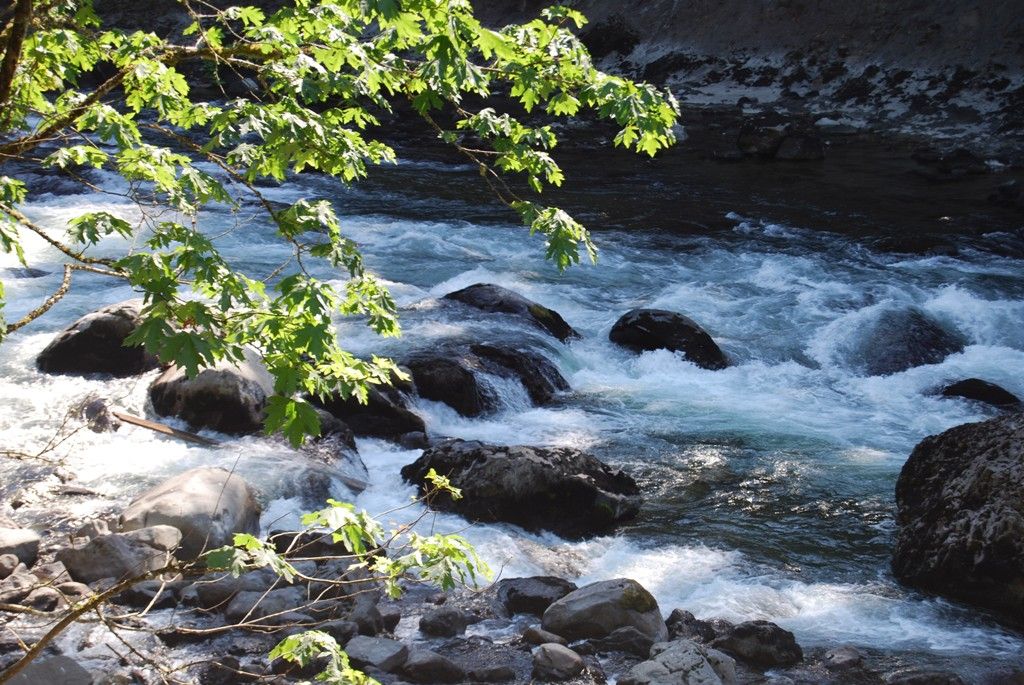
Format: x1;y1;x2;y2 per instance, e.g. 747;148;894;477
542;578;668;643
532;643;584;681
35;300;158;377
609;308;728;370
443;283;579;342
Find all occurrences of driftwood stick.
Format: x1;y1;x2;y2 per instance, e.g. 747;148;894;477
111;411;220;447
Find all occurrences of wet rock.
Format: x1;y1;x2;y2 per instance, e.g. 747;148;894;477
584;625;655;657
114;578;179;610
349;585;385;635
737;121;786;157
710;620;802;667
0;569;37;603
609;309;728;370
406;344;569;417
32;561;70;584
76;396;122;432
344;635;409;673
406;355;487;416
380;604;402;632
419;605;478;637
224;587;305;622
666;609;717;642
24;586;66;612
847;307;964;376
443;283;579;342
189;568;281;610
122;524;182;552
36;300;158;377
940;378;1021;409
56;581;93;604
402;649;465;683
892;412;1024;624
825;645;865;671
401;439;640;539
0;554;18;579
149;349;273;434
495;576;578;616
6;655;93;685
524;625;568;646
120;467;261;559
56;532;171;584
542;578;668;643
532;643;584;681
315;378;425;440
468;664;516;682
0;527;40;566
619;639;724;685
321;619;359;645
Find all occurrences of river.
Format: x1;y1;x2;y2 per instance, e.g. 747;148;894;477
1;136;1023;679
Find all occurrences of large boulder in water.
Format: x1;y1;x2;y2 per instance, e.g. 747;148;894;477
315;372;425;440
405;343;568;417
892;412;1024;624
847;307;964;376
149;350;272;434
400;439;640;539
940;378;1021;410
443;283;579;342
609;309;728;370
36;300;159;376
709;620;802;667
541;578;669;642
120;467;261;559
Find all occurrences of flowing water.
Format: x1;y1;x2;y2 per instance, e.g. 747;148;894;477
2;153;1024;678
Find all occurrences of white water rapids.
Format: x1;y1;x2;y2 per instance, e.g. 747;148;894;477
2;162;1023;675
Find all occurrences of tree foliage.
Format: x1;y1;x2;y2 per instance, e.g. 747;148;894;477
0;0;678;443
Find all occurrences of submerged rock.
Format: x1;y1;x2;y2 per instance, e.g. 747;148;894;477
120;467;261;558
542;578;669;643
847;307;963;376
609;309;728;370
36;300;158;377
892;412;1024;625
401;439;640;539
940;378;1021;409
149;349;272;434
443;283;579;342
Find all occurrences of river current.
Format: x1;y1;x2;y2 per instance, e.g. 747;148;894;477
1;155;1023;678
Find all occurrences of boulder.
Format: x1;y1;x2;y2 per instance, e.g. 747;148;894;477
0;569;39;603
401;439;641;539
847;307;963;376
666;609;717;643
609;309;728;370
0;528;40;566
120;467;261;559
541;578;668;643
402;649;465;683
892;412;1024;623
618;639;726;685
940;379;1021;409
56;532;171;583
0;554;18;580
418;606;477;637
406;344;568;417
495;576;578;616
149;349;273;434
36;300;158;377
532;643;584;681
344;636;408;673
710;620;802;667
315;380;425;440
443;283;579;342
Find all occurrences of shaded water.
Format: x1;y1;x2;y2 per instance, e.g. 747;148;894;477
2;150;1023;678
